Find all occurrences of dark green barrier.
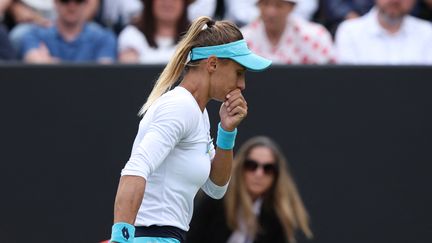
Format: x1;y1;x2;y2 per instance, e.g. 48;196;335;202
0;65;431;243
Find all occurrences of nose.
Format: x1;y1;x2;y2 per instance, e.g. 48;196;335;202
253;166;265;177
238;77;245;91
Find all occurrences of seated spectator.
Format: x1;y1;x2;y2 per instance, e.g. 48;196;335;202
321;0;374;35
335;0;432;64
241;0;335;64
118;0;191;64
224;0;318;27
8;0;99;51
188;136;313;243
21;0;116;63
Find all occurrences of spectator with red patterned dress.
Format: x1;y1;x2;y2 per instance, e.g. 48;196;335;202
241;0;336;64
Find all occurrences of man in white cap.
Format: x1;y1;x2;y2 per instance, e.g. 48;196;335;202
241;0;336;64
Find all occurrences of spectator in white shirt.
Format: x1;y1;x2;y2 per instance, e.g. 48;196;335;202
335;0;432;65
241;0;336;64
118;0;192;64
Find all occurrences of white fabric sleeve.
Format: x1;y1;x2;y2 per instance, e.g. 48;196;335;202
201;140;229;199
121;98;193;179
201;177;230;200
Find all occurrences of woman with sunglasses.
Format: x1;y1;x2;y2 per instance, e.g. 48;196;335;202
110;16;272;243
188;136;313;243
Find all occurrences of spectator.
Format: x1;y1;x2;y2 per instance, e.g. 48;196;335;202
188;136;313;243
335;0;432;64
224;0;318;27
321;0;374;35
241;0;335;64
118;0;191;64
21;0;116;63
8;0;99;51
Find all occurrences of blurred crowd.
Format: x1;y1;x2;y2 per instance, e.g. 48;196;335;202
0;0;431;65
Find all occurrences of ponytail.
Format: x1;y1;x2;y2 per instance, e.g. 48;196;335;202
138;16;213;116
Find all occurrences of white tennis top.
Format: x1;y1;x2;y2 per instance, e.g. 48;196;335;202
121;86;228;231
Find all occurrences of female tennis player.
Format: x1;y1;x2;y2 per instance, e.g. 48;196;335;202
110;16;272;243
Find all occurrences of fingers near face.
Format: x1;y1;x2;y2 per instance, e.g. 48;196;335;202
224;89;247;118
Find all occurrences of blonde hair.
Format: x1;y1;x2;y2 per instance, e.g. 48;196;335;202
224;136;313;242
138;16;243;116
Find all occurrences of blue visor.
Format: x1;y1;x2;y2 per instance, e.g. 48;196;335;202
189;39;272;71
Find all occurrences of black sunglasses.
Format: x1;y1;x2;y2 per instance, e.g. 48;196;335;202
59;0;86;4
244;159;277;175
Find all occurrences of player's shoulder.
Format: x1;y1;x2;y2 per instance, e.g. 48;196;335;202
154;87;200;115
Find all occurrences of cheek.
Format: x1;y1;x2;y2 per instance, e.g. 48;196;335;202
217;71;235;88
244;173;253;186
265;176;275;189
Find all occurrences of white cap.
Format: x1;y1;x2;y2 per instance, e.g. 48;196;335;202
21;0;54;11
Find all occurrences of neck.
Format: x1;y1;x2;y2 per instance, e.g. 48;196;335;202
57;19;84;41
156;20;177;37
264;23;286;46
179;70;210;112
377;11;403;34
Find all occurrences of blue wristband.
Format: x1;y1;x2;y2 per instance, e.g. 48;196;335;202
111;222;135;243
216;122;237;150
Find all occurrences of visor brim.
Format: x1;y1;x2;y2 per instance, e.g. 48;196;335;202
230;53;272;72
